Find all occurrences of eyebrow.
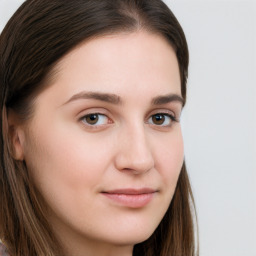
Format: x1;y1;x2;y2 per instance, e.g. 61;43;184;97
151;94;184;106
63;91;184;106
63;91;122;105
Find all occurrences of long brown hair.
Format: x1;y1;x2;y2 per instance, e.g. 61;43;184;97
0;0;198;255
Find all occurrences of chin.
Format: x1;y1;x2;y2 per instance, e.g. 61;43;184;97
102;220;159;246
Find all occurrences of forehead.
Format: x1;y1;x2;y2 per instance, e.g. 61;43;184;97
39;31;181;105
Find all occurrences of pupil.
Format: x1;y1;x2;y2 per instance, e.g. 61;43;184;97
153;114;164;125
86;114;98;124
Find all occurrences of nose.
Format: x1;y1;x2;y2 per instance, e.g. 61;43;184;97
114;124;155;175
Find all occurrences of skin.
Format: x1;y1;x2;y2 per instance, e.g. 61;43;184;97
11;31;184;256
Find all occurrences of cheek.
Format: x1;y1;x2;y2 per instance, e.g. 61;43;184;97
23;124;114;231
154;128;184;187
23;122;110;203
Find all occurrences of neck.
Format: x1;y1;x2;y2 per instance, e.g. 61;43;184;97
59;232;134;256
62;241;133;256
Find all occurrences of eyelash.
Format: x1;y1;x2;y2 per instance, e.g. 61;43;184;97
79;112;178;129
80;113;112;127
147;113;178;127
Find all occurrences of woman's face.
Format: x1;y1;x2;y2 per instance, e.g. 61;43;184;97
19;31;184;255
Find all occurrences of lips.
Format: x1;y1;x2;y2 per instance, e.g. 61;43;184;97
101;188;157;208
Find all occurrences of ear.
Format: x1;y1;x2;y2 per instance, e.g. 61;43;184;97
7;109;25;161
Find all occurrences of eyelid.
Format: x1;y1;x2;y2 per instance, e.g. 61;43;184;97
148;113;175;126
77;109;114;130
76;107;181;131
147;109;180;121
77;107;114;120
145;108;181;129
81;113;110;124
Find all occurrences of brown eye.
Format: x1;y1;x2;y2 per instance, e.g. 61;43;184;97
152;114;165;125
85;114;99;125
148;113;175;126
81;113;109;126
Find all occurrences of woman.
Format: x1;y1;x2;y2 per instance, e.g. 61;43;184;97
0;0;197;255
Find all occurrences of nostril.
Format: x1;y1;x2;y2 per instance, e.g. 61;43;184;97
118;160;154;175
121;168;150;175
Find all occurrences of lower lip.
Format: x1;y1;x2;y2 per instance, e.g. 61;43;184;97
102;192;155;208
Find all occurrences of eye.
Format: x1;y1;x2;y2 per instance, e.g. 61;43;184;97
148;113;176;126
81;113;110;126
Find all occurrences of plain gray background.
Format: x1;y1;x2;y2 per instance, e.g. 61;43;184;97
0;1;255;256
169;1;256;256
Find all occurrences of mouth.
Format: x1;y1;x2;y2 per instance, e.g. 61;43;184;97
101;188;158;208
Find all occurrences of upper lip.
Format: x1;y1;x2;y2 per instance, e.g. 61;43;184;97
101;188;157;195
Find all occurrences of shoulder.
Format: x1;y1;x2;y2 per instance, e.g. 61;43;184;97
0;242;9;256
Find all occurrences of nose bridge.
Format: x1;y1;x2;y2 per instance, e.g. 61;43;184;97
114;121;154;174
